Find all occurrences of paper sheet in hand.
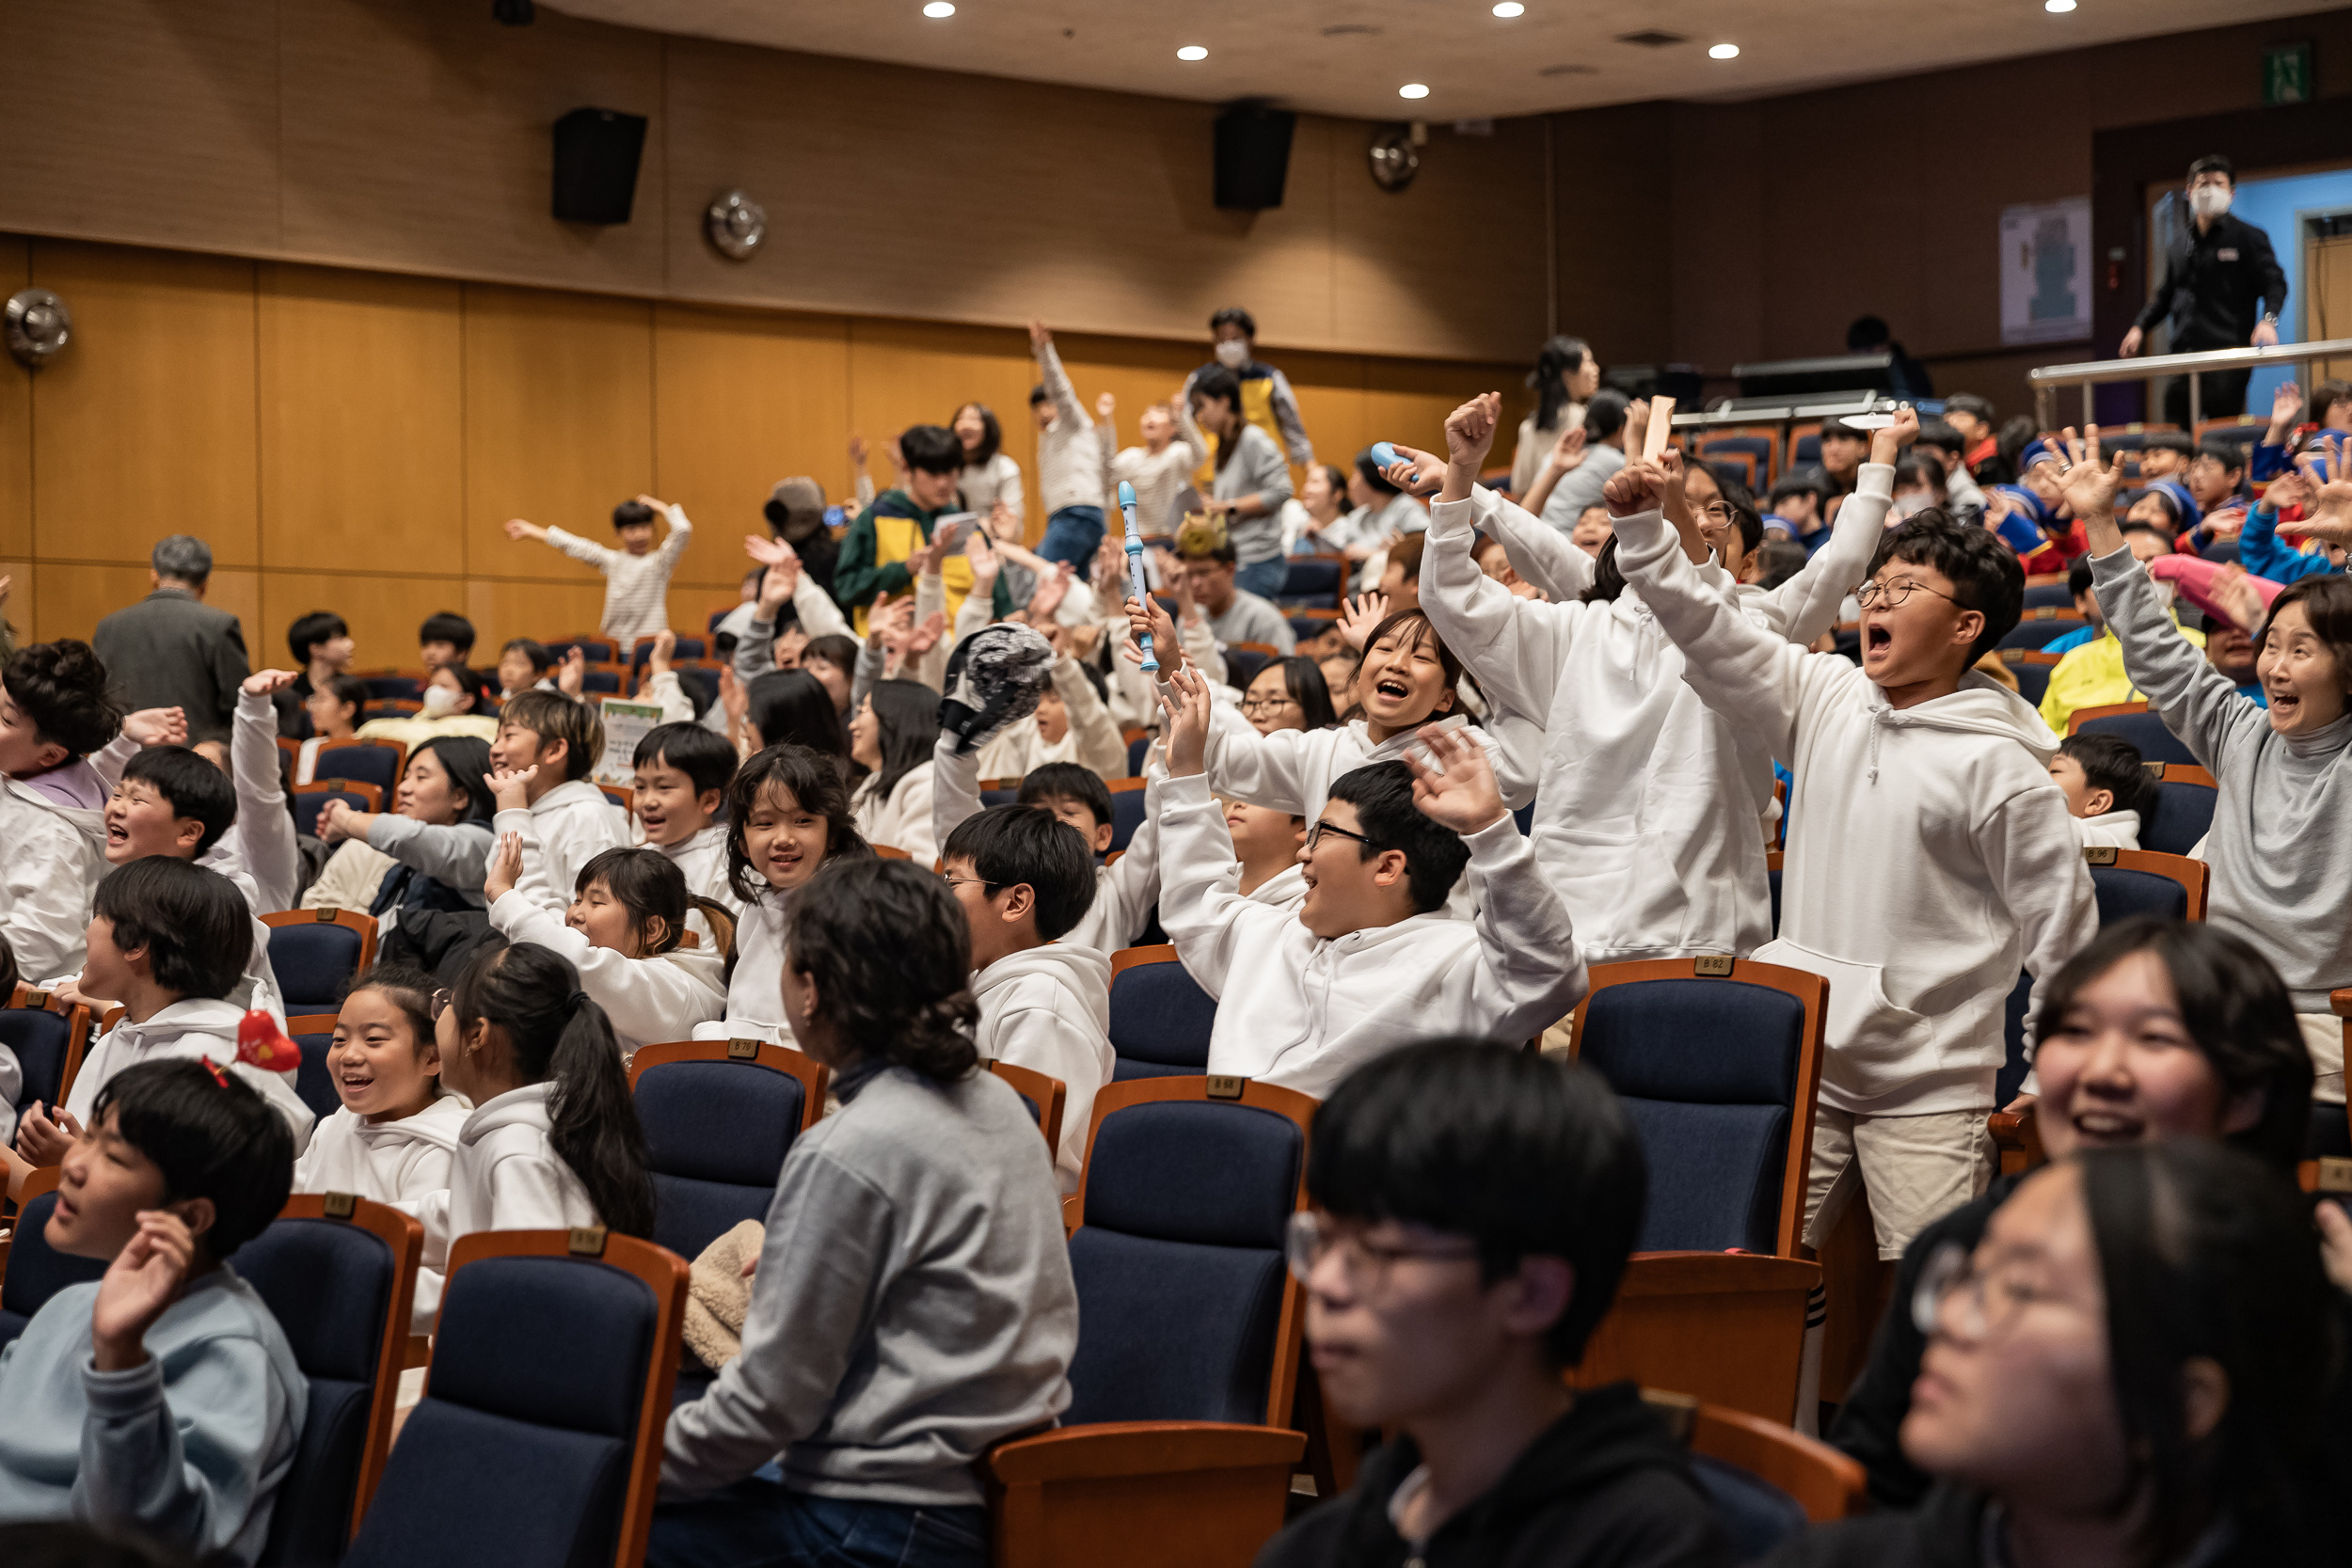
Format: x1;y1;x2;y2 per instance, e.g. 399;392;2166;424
595;700;664;787
1841;413;1899;430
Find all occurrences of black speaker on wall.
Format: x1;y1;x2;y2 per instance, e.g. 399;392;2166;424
552;106;647;224
1214;104;1295;211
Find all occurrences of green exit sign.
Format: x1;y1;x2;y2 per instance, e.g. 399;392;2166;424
2263;41;2312;105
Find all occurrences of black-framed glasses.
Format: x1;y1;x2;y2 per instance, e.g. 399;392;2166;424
1854;577;1963;611
1240;694;1301;716
1304;819;1380;853
1285;1211;1481;1296
942;875;1002;895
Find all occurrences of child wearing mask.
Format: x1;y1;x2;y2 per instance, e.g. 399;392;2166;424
293;964;469;1206
358;663;499;748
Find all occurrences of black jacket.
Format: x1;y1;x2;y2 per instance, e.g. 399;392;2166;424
1828;1174;2021;1510
1254;1383;1730;1568
2134;212;2288;351
89;587;249;745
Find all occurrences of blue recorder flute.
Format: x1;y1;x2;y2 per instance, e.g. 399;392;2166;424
1120;480;1157;674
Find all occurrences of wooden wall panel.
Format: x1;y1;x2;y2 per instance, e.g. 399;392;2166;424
464;578;622;658
258;571;464;676
27;242;260;569
35;563;258;657
463;285;656;576
846;319;1041;527
259;265;465;573
652;304;850;588
0;235;29;564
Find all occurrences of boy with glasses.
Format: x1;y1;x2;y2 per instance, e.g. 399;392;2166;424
1152;666;1584;1102
1257;1038;1727;1568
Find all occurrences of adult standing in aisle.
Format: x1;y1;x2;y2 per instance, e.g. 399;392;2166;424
2121;154;2288;428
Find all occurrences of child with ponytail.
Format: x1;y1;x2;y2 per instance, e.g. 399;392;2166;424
415;940;654;1330
485;841;729;1053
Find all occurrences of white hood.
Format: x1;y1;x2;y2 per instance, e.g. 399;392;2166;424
294;1094;472;1210
973;942;1114;1192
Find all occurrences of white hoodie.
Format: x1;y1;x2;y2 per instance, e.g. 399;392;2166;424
851;762;938;865
493;778;633;917
2074;809;2141;850
1156;773;1587;1102
1199;706;1525;832
0;778;109;1088
973;656;1128;784
62;998;315;1153
488;891;728;1052
702;890;796;1046
972;943;1114;1192
1613;500;2099;1116
294;1095;471;1210
413;1081;598;1332
1421;471;1888;964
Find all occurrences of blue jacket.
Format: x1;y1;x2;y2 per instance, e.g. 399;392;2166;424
2238;502;2341;585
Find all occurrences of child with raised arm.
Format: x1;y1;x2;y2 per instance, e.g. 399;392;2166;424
1603;451;2096;1265
2051;426;2352;1127
504;493;694;645
1153;667;1585;1101
0;641;121;990
486;690;631;918
1411;393;1893;963
1025;320;1109;572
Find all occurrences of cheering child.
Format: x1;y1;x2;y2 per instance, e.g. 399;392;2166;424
486;689;632;916
292;964;469;1206
710;745;874;1044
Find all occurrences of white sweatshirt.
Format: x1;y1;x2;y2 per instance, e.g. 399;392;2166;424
851;762;938;864
1199;706;1528;834
1420;470;1887;963
230;689;301;912
542;502;695;644
493;778;634;917
972;943;1114;1192
1156;773;1587;1102
2074;809;2141;850
1613;500;2099;1116
293;1096;471;1211
63;999;314;1154
702;890;795;1045
413;1081;599;1333
0;778;108;1004
648;822;741;951
487;892;728;1053
1033;342;1106;519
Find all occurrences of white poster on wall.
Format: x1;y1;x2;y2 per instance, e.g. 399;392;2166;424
1999;198;2093;346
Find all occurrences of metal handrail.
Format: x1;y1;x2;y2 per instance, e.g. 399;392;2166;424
2027;336;2352;428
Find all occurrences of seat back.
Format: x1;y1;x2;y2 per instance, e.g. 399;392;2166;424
1570;959;1825;1258
3;986;92;1115
2021;580;2076;610
1125;731;1152;778
1106;778;1148;853
310;739;407;795
628;1040;826;1260
2143;764;2218;857
1276;556;1344;609
1643;1394;1864;1553
287;1013;343;1120
2085;846;2208;924
242;1194;422;1563
2073;705;2196;767
1995;613;2087;652
1999;648;2063;707
1065;1078;1312;1429
986;1058;1066;1160
293;783;380;837
358;673;423;702
346;1230;685;1568
0;1179;107;1351
262;910;381;1014
1220;646;1271;694
1106;946;1217;1080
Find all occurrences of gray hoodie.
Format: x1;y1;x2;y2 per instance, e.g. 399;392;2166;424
973;942;1114;1191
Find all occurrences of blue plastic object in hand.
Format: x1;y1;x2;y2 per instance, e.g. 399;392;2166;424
1119;482;1156;673
1370;442;1403;471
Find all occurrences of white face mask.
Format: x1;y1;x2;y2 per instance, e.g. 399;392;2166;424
420;682;464;718
1214;340;1249;369
2189;185;2231;220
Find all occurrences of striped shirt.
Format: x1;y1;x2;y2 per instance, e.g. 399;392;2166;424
546;504;694;642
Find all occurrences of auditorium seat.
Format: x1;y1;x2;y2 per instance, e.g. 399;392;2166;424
1221;644;1275;694
293;782;380;837
2069;702;2196;767
1106;945;1216;1080
985;1057;1066;1160
2021;578;2074;610
1106;777;1148;853
2141;764;2218;857
1276;555;1345;610
1998;648;2063;707
2085;847;2209;924
262;909;380;1016
309;738;407;796
2;985;92;1124
286;1013;343;1121
1995;610;2087;652
0;1170;106;1352
628;1038;827;1261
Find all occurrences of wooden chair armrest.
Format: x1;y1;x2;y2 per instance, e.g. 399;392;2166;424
1987;1109;2032;1148
982;1422;1306;1486
2331;987;2352;1021
5;1143;52;1208
1988;1106;2045;1176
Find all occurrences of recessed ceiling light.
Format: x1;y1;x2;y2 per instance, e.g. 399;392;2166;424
1708;43;1740;59
922;2;953;16
1177;44;1207;60
2045;0;2076;10
1400;82;1430;99
1493;2;1526;15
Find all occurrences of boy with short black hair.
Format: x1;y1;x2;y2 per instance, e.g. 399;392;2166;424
417;612;475;672
488;689;630;917
276;610;353;738
496;638;557;700
939;806;1112;1190
834;424;1002;631
1174;531;1296;653
1607;460;2095;1272
11;857;312;1164
1153;669;1585;1101
631;721;741;934
2184;439;2249;546
504;493;694;645
1256;1039;1727;1568
0;1058;306;1562
2136;428;2193;482
1763;475;1828;553
1808;417;1869;498
2050;732;2157;849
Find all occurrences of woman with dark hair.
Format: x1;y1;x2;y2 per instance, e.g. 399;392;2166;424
950;400;1022;529
1241;656;1339;736
743;668;852;768
1510;334;1599;497
799;633;861;717
1184;365;1295;600
1832;917;2319;1507
308;732;499;915
357;661;500;747
1532;388;1630;531
847;678;940;863
652;857;1076;1568
2046;431;2352;1152
713;743;872;1045
1778;1142;2341;1567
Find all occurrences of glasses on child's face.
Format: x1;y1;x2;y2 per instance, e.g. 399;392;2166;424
1303;819;1379;854
941;876;1001;895
1913;1241;2081;1340
1285;1211;1481;1298
1854;577;1963;611
1241;695;1301;717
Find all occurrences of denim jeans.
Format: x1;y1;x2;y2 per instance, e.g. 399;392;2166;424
646;1470;989;1568
1233;556;1288;601
1036;505;1105;571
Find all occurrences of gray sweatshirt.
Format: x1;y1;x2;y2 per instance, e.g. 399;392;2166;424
1184;402;1295;566
660;1063;1077;1506
0;1268;307;1564
2094;546;2352;1023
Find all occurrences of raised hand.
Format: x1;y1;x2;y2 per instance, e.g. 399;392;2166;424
1623;399;1651;463
241;669;298;699
315;796;356;844
13;1100;81;1165
2270;380;2305;434
1028;563;1073;623
2296;436;2352;545
504;518;548;543
634;493;673;516
1156;664;1215;778
557;646;586;699
1028;317;1053;354
755;561;800;617
905;610;947;657
1122;592;1179;669
648;629;676;678
1337;591;1390;652
90;1210;198;1371
120;706;188;749
744;533;799;568
1381;444;1445;499
2044;426;2129;519
483;831;525;902
1548;422;1589;473
849;433;869;470
1869;404;1920;467
1403;723;1506;834
1096;389;1117;420
488;765;538;813
966;531;1002;591
1603;457;1664;518
719;666;748;733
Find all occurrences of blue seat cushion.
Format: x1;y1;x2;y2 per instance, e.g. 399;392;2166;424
2090;865;2188;926
1692;1452;1808;1562
1107;963;1216;1069
635;1061;803;1187
1;1006;75;1112
1064;1228;1286;1427
1108;789;1147;853
651;1172;774;1263
268;924;368;1012
343;1401;630;1568
292;1030;340;1120
0;1193;108;1350
2143;782;2217;857
1579;981;1804;1103
2076;710;2195;767
259;1375;373;1566
1083;1101;1300;1249
429;1257;655;1436
1621;1099;1789;1255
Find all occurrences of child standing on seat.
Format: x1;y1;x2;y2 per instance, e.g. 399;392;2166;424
0;640;120;995
487;690;632;917
939;807;1112;1191
504;494;694;646
0;1059;306;1562
709;745;873;1044
2048;732;2157;850
294;964;470;1206
418;940;655;1331
485;841;728;1053
653;859;1076;1567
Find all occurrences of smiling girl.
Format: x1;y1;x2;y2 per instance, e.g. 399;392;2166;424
293;964;470;1205
847;678;939;863
707;744;873;1044
306;734;496;916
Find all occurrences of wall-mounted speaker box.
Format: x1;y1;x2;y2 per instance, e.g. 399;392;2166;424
1214;105;1295;211
552;106;647;224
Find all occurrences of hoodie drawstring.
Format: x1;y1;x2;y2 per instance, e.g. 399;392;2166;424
1867;709;1883;786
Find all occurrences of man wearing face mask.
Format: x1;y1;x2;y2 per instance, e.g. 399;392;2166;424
2121;154;2288;429
1184;306;1315;468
